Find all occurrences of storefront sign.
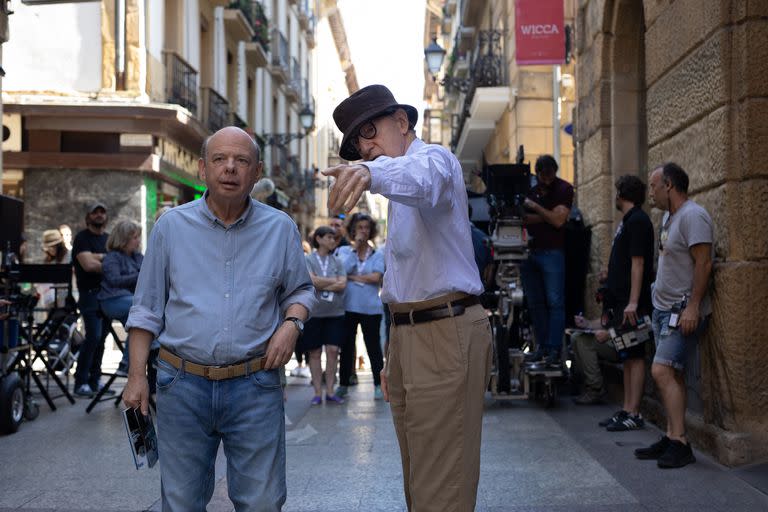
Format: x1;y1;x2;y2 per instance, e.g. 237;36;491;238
515;0;565;65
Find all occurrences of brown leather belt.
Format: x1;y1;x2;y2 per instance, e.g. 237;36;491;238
391;296;481;326
158;348;268;381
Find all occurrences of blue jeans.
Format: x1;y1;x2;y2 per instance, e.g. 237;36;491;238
155;357;286;512
100;295;133;366
75;289;109;389
651;309;707;371
521;249;566;352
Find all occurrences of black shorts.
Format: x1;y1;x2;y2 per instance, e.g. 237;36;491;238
617;340;649;361
297;315;346;353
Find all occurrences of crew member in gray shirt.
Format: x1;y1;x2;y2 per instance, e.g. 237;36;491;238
635;162;713;470
123;126;315;511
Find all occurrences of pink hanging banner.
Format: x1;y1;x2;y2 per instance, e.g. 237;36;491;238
515;0;565;65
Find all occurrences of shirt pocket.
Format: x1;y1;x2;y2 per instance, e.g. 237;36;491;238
243;274;280;333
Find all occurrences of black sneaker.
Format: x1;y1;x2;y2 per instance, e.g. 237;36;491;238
634;435;671;460
657;440;696;468
606;413;644;431
599;410;628;427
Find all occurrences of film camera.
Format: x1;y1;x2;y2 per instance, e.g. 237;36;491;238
483;147;537;398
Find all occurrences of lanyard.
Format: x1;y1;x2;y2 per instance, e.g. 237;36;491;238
314;252;330;277
355;247;371;275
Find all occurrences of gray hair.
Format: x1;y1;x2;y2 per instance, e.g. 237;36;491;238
200;127;261;163
107;219;141;252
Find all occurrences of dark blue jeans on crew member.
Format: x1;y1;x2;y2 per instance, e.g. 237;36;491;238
74;289;109;391
520;249;566;355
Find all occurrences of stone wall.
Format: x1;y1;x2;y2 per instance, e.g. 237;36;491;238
575;0;768;466
23;169;145;263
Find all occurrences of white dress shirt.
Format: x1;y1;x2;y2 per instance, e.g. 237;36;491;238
366;138;483;303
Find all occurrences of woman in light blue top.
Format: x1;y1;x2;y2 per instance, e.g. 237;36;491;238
336;213;386;400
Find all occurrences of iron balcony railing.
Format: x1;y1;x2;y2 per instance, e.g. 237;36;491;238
450;29;507;151
202;87;230;133
164;51;198;116
252;1;269;49
271;144;288;175
229;1;270;49
271;28;289;69
288;156;300;182
288;57;301;97
231;111;248;129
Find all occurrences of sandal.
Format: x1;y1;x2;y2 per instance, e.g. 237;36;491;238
325;394;345;404
310;396;322;405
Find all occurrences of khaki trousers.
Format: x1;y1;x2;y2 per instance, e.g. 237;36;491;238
386;293;492;512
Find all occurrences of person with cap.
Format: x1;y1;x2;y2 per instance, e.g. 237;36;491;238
72;202;110;398
323;84;492;512
123;126;315;511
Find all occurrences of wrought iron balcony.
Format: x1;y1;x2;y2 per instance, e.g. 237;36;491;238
230;111;248;129
251;1;269;49
164;51;198;116
229;1;270;49
201;87;230;133
270;143;288;175
286;57;301;102
270;28;289;77
449;29;507;151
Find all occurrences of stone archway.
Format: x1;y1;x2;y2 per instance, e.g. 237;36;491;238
608;0;646;188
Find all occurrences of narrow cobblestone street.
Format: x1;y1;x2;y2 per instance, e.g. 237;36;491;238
1;360;766;511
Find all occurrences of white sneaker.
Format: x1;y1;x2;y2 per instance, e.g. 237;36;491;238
298;366;311;378
290;366;302;377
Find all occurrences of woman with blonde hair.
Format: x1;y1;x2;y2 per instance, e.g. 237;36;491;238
98;219;143;375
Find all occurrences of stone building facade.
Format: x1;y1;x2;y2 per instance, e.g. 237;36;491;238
2;0;319;257
575;0;768;465
423;0;577;191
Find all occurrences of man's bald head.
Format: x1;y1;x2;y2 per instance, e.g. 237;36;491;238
201;127;261;163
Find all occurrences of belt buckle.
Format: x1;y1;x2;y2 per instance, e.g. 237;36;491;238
204;364;233;380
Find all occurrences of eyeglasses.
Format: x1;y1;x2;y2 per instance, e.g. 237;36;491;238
350;109;396;150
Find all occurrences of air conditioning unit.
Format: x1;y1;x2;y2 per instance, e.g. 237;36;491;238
2;113;21;152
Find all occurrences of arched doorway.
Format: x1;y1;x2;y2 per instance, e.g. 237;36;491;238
609;0;647;189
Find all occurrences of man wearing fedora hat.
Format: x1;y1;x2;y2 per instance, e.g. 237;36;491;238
324;84;492;512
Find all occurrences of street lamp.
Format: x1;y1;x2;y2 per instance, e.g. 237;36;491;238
423;37;470;93
424;37;446;75
264;104;316;146
299;104;315;132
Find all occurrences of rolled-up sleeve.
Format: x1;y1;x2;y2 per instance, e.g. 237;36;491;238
278;224;316;317
126;224;168;336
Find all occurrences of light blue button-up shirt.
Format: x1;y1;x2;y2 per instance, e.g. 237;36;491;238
126;194;316;365
338;245;385;315
367;138;482;303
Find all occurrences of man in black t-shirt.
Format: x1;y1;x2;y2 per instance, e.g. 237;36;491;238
521;155;574;365
571;176;655;432
72;202;110;398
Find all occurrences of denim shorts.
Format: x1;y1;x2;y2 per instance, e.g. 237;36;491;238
651;309;705;371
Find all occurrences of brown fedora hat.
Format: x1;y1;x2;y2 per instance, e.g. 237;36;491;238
333;85;418;161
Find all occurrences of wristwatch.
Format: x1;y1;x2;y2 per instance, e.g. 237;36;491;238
285;317;304;335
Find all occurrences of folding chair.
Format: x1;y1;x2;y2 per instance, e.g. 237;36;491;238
12;264;77;411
